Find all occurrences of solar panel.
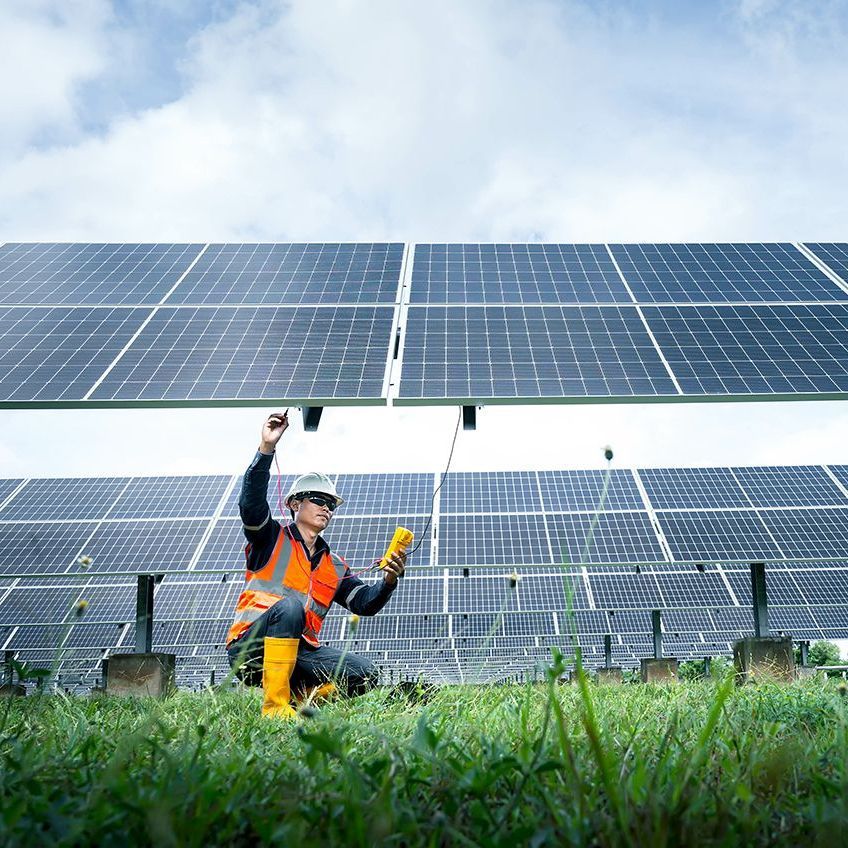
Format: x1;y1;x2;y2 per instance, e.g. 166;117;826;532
0;477;129;521
0;306;150;403
89;305;394;402
638;467;750;509
441;471;538;513
776;567;848;606
397;615;449;640
759;509;848;559
0;584;85;624
0;523;97;574
804;243;848;288
657;510;781;562
447;574;519;613
587;571;663;609
110;475;230;518
193;520;247;572
826;465;848;494
547;512;666;565
732;466;848;508
322;516;432;569
152;580;233;619
397;305;678;400
517;573;590;611
410;244;631;304
170;243;403;305
6;624;70;650
68;520;209;574
220;474;295;518
538;469;644;511
64;622;126;649
0;243;203;305
332;473;434;514
642;304;848;396
654;572;734;607
439;514;551;566
610;243;847;303
0;479;23;507
73;581;141;622
373;577;443;616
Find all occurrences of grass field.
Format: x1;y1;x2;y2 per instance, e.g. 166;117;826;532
2;666;848;847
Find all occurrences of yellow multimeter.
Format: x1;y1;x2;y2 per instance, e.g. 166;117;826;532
380;526;414;569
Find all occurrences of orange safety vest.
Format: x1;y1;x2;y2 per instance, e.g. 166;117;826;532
226;525;347;648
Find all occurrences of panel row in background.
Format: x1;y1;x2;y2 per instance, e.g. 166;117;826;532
4;565;848;624
5;242;847;307
4;510;848;575
4;465;848;576
5;464;848;518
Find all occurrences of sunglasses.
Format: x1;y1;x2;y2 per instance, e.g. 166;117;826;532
296;492;339;512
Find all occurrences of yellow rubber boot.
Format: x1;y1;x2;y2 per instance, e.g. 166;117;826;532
261;636;299;719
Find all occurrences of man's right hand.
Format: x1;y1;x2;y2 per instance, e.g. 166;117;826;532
260;411;289;454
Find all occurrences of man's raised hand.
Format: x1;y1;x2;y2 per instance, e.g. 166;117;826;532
260;411;289;454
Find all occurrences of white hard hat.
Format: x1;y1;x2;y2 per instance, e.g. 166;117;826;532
284;472;343;507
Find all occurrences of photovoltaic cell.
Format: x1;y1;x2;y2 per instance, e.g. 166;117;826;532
538;469;643;511
826;465;848;494
441;471;538;514
654;572;734;607
73;581;140;622
804;243;848;288
547;512;666;565
332;473;434;515
90;305;394;401
439;514;550;566
517;573;589;611
110;475;230;518
638;467;750;509
784;568;848;608
398;305;678;400
67;520;209;574
759;509;848;559
732;466;848;507
170;243;403;305
322;516;432;569
152;581;232;619
193;520;249;571
0;584;85;624
587;572;663;609
221;474;295;518
64;622;126;649
410;244;631;304
447;574;519;613
642;304;848;396
0;477;129;521
380;578;443;615
0;523;96;574
657;510;781;562
0;243;203;305
0;306;150;402
0;479;23;507
610;243;846;303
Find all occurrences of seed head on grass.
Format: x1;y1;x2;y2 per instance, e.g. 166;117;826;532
508;570;520;589
77;554;93;569
348;614;360;632
603;445;614;461
74;599;89;618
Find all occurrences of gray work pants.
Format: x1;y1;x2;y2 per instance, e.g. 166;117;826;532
226;595;378;696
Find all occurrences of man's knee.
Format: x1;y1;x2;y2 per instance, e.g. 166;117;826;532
266;596;305;637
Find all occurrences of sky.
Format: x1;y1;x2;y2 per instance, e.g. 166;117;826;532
2;0;848;480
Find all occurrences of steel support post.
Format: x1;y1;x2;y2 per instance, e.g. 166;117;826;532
135;575;155;653
750;562;770;637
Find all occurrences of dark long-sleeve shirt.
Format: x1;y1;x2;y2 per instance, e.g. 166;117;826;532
238;450;396;616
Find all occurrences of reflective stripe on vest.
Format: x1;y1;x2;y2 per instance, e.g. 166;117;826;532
226;526;348;647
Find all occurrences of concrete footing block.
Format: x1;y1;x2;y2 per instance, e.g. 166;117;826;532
106;653;175;698
0;683;26;697
640;658;679;683
596;667;624;684
733;637;794;684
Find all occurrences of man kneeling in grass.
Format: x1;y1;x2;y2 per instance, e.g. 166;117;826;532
226;412;405;718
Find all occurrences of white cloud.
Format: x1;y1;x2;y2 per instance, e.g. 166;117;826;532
0;1;113;154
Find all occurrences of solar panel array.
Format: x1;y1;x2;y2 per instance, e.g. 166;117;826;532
0;242;403;406
2;241;848;408
1;463;848;688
